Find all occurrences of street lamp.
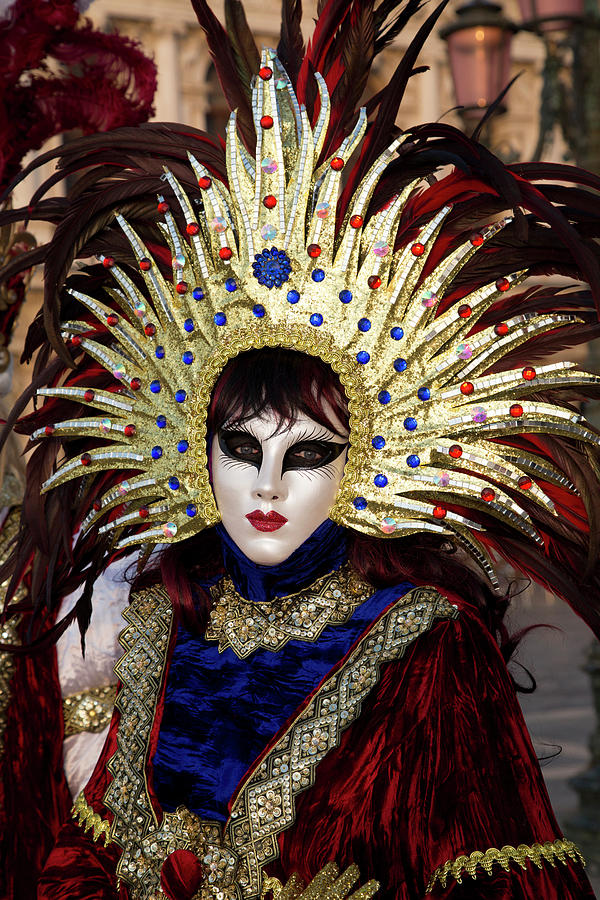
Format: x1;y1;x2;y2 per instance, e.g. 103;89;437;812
440;1;517;124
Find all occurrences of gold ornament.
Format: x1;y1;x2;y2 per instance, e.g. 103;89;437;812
32;50;600;584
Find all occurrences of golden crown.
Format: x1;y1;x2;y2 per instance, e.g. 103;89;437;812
32;50;600;583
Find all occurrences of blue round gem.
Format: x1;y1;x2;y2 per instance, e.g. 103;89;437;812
374;474;388;488
182;351;194;365
372;436;386;449
155;346;165;360
378;390;391;405
150;380;161;393
407;454;421;468
175;389;187;403
168;476;180;490
151;446;163;459
353;497;368;510
214;312;226;326
192;287;204;301
156;415;166;429
311;269;325;282
404;417;418;431
358;318;371;332
225;278;237;292
253;304;265;318
390;327;404;340
184;318;194;333
339;289;352;303
177;440;189;453
287;290;300;304
394;358;407;373
251;246;292;289
310;313;323;326
186;503;197;517
417;386;431;401
356;351;370;364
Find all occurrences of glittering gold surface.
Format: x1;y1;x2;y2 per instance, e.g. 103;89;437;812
425;838;585;891
72;791;111;845
63;683;117;736
34;49;600;583
206;565;374;658
261;863;379;900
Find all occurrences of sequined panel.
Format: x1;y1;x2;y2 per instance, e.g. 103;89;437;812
206;565;374;658
425;838;586;892
63;683;117;736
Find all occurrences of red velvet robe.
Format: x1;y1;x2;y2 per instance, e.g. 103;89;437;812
37;587;594;899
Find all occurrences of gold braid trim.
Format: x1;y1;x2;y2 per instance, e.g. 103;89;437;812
425;838;586;892
72;791;112;846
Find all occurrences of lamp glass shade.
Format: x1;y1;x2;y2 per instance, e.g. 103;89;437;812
517;0;584;28
446;25;512;117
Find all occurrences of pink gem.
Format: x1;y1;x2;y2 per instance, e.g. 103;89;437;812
472;406;487;423
380;517;396;534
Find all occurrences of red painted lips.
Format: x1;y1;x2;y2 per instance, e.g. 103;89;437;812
246;509;288;532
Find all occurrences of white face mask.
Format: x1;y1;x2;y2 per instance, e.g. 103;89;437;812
210;407;348;565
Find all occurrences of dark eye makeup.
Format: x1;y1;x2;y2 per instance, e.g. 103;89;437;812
218;429;347;471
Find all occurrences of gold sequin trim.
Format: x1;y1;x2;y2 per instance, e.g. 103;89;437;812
63;683;117;736
206;565;374;658
425;838;586;892
261;863;379;899
72;790;112;845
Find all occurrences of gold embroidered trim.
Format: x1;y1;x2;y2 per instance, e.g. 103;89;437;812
261;863;379;899
72;790;112;845
206;565;374;658
63;683;117;736
100;585;456;899
425;838;586;892
0;507;26;757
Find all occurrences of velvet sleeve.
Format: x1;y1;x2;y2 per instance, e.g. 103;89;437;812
271;594;595;899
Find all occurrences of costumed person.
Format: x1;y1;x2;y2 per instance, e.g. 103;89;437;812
2;0;600;897
0;2;156;895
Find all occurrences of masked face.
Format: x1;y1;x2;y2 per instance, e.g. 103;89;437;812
211;407;348;565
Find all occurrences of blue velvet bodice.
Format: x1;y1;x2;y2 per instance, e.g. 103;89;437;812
151;521;414;821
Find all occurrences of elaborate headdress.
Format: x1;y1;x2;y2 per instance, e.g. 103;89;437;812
3;0;600;638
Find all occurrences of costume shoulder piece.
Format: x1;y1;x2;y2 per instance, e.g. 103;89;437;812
3;0;600;639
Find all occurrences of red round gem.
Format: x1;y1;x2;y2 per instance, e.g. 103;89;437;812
198;176;211;189
470;232;484;247
44;425;55;436
157;201;169;213
176;281;188;295
84;389;95;402
522;366;536;381
259;66;273;80
102;256;114;268
350;215;363;229
460;381;474;395
481;487;495;502
432;506;447;519
70;335;82;347
219;247;232;261
307;244;321;258
330;157;344;171
93;500;102;512
124;424;136;437
106;313;119;326
144;323;156;336
186;223;200;236
138;507;150;518
263;195;277;209
510;403;524;418
368;275;382;290
496;277;510;292
260;115;274;129
449;444;463;459
411;242;425;256
518;475;533;490
80;453;92;466
139;258;151;271
130;377;142;391
458;304;472;318
494;322;509;336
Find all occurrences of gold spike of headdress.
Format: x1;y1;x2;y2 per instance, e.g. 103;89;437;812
33;50;600;585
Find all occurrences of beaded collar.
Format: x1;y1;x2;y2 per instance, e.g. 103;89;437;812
205;564;374;658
